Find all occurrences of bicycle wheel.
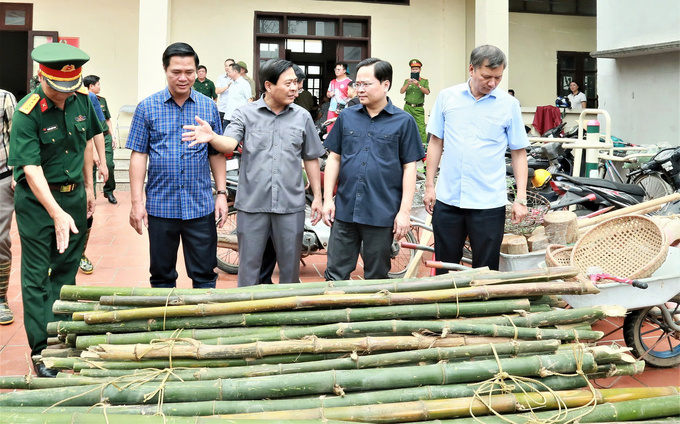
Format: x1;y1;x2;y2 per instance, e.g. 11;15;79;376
634;173;674;201
387;230;417;279
623;300;680;368
216;210;239;274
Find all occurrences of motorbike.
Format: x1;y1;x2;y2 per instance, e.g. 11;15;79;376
506;123;575;177
548;172;646;212
217;195;417;279
627;146;680;200
216;141;418;279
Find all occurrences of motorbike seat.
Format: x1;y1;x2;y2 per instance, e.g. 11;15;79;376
553;173;646;197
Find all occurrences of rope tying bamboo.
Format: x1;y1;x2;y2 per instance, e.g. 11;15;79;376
162;288;177;331
543;335;599;424
453;277;460;318
466;343;599;424
87;402;111;424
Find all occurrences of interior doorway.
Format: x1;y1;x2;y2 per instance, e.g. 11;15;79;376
1;3;59;100
557;51;598;108
0;30;29;99
254;12;370;106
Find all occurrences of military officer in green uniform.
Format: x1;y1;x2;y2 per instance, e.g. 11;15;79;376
193;65;217;100
400;59;430;148
9;43;102;377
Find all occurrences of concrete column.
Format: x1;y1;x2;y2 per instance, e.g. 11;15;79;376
474;0;510;88
137;0;171;101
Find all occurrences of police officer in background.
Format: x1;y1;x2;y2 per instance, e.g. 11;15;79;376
399;59;430;148
9;43;102;377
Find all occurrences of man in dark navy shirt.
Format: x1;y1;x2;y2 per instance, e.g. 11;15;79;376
322;58;424;281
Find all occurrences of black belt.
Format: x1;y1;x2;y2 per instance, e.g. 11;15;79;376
48;183;78;193
0;169;11;180
406;102;424;108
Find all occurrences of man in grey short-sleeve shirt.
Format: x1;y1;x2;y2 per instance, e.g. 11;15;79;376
183;59;324;287
225;97;322;214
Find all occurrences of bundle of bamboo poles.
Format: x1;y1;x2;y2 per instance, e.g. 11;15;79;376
1;266;678;423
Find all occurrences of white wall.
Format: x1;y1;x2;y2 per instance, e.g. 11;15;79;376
508;12;597;108
598;0;680;50
597;1;680;146
168;0;468;114
6;0;141;121
12;0;606;135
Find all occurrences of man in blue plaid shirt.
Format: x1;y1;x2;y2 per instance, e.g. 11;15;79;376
126;42;227;289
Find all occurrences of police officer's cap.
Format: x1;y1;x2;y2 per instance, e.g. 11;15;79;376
237;61;248;73
409;59;423;67
31;43;90;93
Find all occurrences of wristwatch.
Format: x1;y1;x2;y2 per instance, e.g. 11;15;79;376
514;198;527;206
216;190;227;196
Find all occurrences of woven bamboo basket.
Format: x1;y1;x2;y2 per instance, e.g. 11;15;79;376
545;244;573;267
570;215;668;279
504;191;551;236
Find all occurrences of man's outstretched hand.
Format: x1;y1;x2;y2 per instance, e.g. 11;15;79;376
183;116;215;147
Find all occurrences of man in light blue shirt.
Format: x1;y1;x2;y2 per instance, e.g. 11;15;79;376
216;58;235;127
223;63;253;126
423;45;529;271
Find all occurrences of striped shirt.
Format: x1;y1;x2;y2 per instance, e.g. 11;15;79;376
126;88;222;220
0;89;17;175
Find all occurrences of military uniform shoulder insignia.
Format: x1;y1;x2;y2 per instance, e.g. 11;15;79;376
76;86;89;95
19;94;40;114
97;94;106;99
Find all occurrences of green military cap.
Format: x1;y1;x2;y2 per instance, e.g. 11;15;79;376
409;59;423;67
237;61;248;72
32;43;90;93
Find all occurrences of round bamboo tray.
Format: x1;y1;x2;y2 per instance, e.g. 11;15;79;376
570;215;668;279
545;244;573;267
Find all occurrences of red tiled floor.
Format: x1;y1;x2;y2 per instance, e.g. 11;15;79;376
1;191;678;391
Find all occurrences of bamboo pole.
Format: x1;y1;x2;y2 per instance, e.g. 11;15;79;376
429;393;680;423
459;305;625;328
216;387;680;422
0;374;594;416
93;275;486;307
74;326;302;349
49;299;532;336
468;266;580;286
3;341;563;389
93;268;577;308
0;413;359;424
576;193;680;228
84;335;515;361
81;280;599;325
52;300;134;315
0;353;598;406
59;269;485;301
184;320;603;347
43;352;346;372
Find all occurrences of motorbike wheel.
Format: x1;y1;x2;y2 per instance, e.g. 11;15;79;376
387;230;418;279
623;300;680;368
216;210;239;274
634;172;674;201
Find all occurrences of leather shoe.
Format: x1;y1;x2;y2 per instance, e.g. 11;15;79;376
106;193;118;204
34;363;59;378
